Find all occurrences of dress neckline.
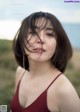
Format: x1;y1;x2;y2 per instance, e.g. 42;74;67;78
17;72;62;110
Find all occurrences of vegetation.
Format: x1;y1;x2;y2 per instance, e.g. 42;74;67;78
0;39;17;111
0;39;80;111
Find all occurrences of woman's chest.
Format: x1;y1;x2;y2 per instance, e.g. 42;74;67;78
19;80;47;107
19;81;59;112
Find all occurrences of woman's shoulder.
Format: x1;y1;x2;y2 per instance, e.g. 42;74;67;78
49;73;75;96
52;74;78;98
16;66;25;81
15;66;27;90
56;74;78;95
49;74;80;112
57;74;80;111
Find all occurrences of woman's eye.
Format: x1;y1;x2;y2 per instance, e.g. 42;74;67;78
29;32;36;36
32;32;36;36
46;33;54;37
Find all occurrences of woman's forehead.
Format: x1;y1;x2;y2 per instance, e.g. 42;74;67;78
34;17;53;30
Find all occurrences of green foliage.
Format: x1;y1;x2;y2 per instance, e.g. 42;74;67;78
0;39;17;111
0;39;12;53
0;83;14;112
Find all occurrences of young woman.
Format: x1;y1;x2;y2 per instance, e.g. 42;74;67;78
11;11;80;112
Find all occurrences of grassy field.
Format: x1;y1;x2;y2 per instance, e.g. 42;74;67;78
0;39;80;111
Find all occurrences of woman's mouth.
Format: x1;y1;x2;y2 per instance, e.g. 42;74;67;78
33;48;45;53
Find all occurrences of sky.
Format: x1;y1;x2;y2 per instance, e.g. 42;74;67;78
0;0;80;40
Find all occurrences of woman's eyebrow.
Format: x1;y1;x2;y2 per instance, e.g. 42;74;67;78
45;27;54;31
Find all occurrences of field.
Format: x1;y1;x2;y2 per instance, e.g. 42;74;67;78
0;39;80;111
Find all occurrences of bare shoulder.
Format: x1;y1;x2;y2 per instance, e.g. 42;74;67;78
56;74;80;112
15;66;25;81
57;74;79;98
15;66;26;90
48;73;80;112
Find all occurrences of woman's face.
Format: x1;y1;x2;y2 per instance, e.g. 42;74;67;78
25;18;57;63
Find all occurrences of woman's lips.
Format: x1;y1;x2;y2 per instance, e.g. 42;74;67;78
33;48;45;53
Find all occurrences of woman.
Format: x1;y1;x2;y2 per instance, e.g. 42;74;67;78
11;11;80;112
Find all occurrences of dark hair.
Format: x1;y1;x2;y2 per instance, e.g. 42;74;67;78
13;11;73;72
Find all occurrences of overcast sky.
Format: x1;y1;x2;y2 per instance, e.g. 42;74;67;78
0;0;80;40
0;0;80;23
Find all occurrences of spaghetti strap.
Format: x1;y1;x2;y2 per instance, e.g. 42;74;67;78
15;70;26;95
19;70;26;83
46;72;62;90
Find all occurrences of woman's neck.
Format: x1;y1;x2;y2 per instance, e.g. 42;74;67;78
28;60;56;78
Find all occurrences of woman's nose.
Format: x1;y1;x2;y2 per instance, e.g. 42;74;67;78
37;39;44;44
37;33;45;44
